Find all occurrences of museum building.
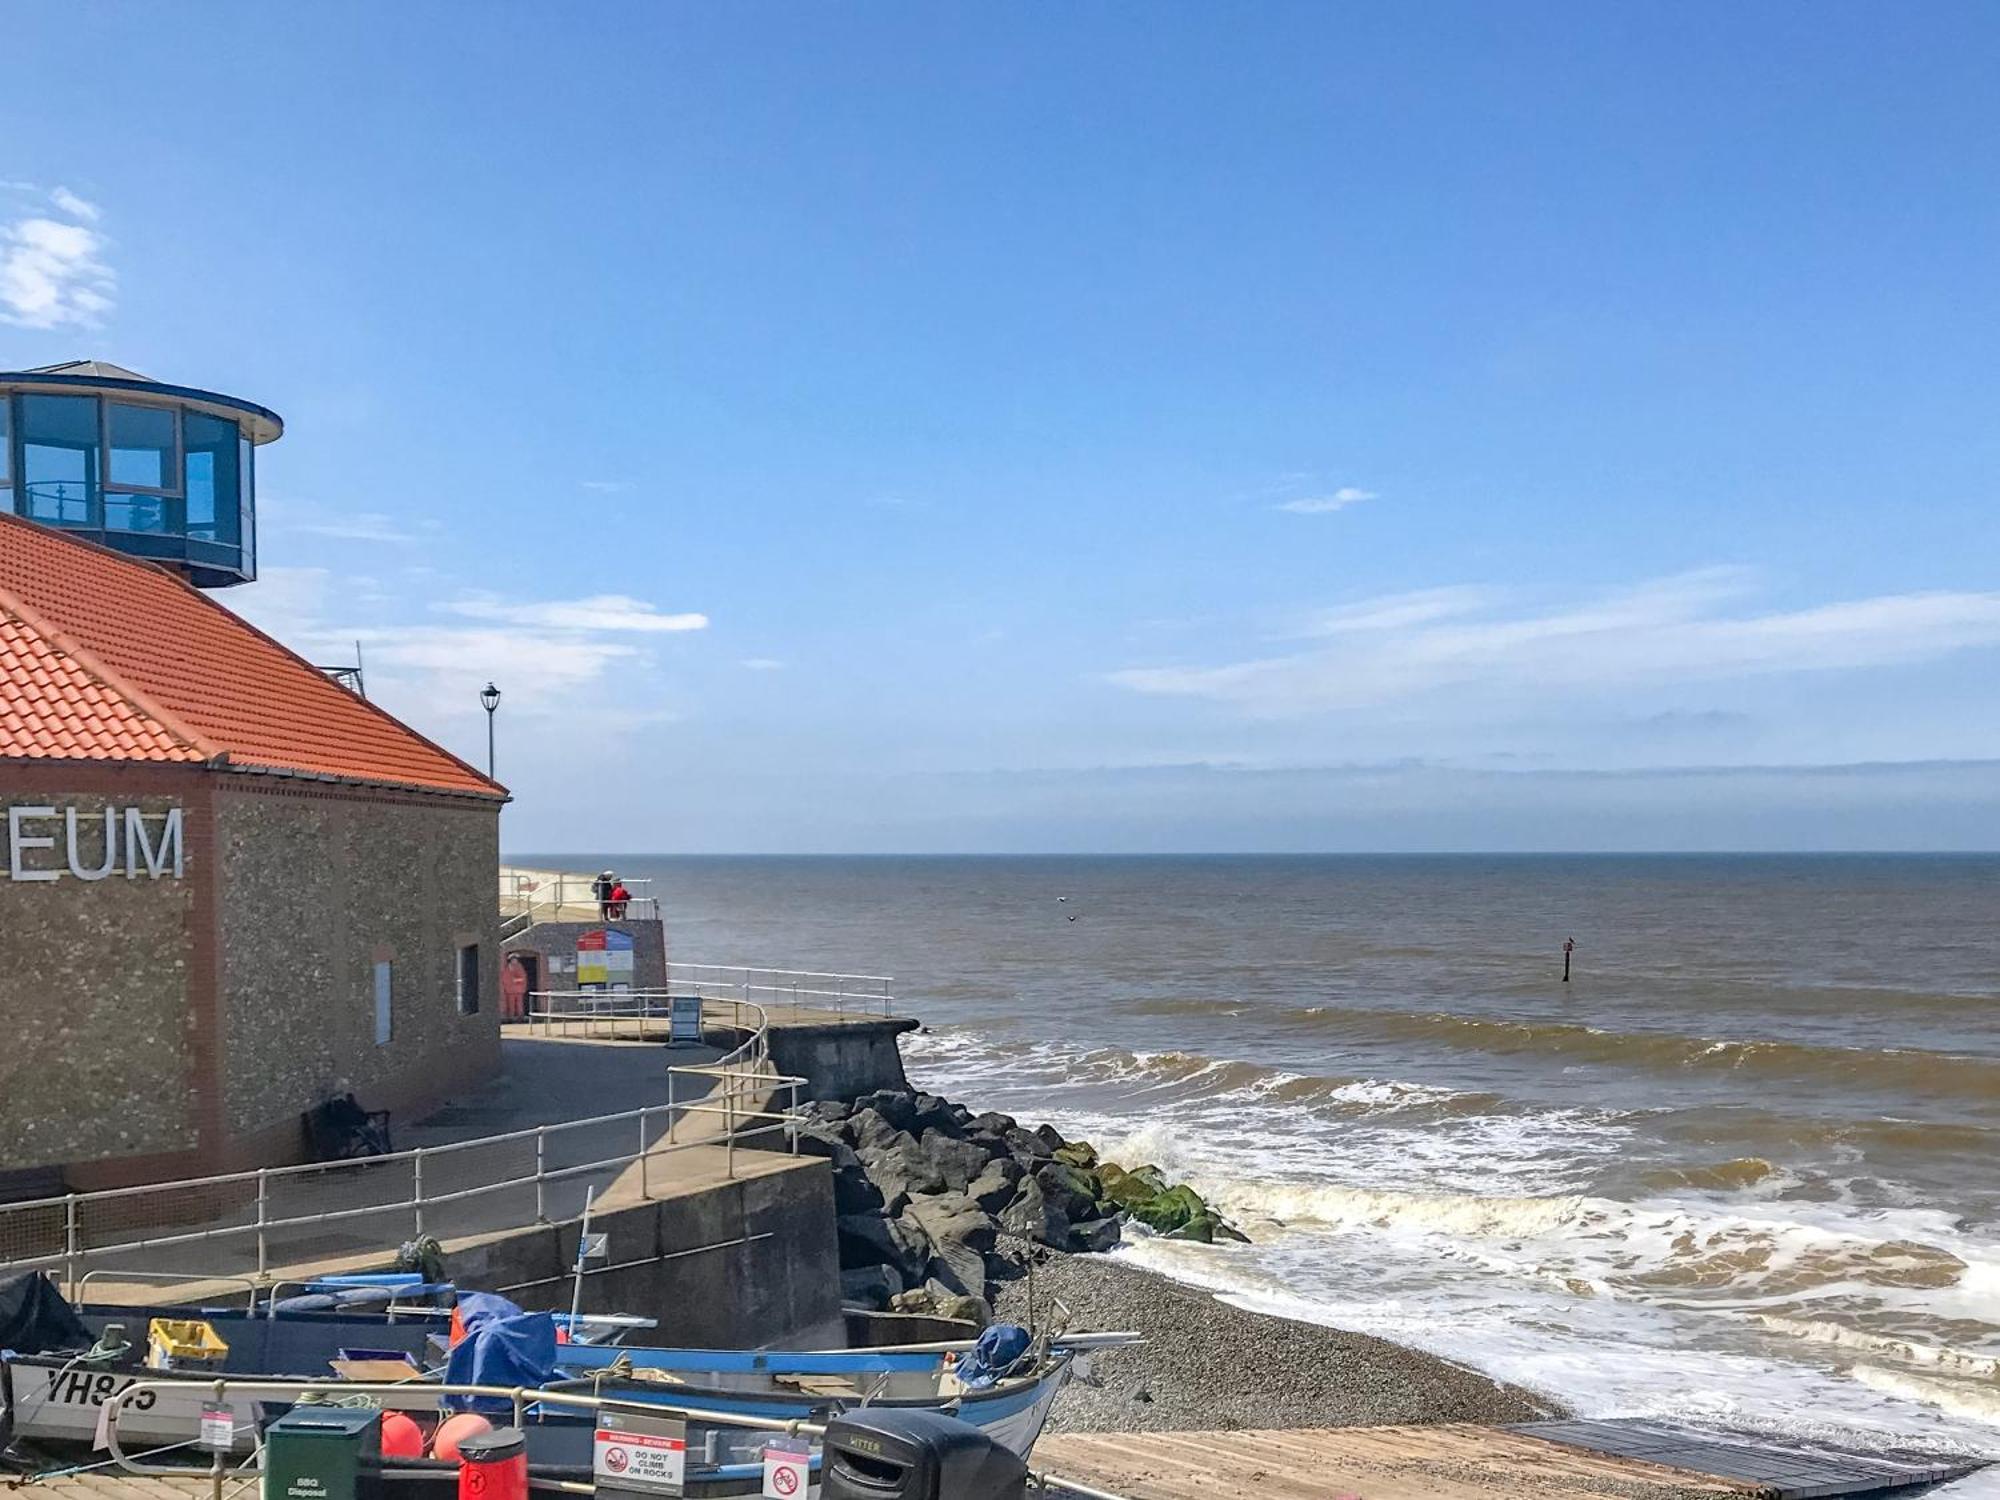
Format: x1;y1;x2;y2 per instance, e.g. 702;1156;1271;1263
0;361;507;1194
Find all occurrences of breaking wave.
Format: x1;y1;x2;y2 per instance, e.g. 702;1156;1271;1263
1154;1000;2000;1099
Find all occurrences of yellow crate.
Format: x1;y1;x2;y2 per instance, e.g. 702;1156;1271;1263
146;1317;229;1370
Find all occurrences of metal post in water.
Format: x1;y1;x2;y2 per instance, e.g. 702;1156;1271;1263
1563;935;1575;983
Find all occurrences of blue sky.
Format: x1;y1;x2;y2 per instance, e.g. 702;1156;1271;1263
5;3;1999;850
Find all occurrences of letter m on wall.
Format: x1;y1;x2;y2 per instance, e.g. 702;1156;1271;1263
124;808;184;879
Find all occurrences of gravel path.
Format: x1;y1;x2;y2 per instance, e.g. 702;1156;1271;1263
993;1246;1565;1435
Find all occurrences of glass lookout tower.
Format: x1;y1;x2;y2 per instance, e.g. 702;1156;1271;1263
0;360;281;588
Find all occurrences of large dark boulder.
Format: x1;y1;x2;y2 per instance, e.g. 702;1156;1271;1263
1128;1183;1209;1235
832;1163;886;1217
1052;1141;1099;1171
793;1120;859;1169
801;1098;853;1125
903;1193;997;1298
1069;1216;1123;1254
840;1265;903;1310
999;1176;1071;1250
919;1128;993;1193
846;1107;904;1155
1034;1161;1100;1222
838;1212;930;1282
909;1092;963;1138
1031;1123;1067;1154
859;1134;947;1203
969;1111;1017;1140
852;1090;919;1135
890;1279;991;1328
1097;1162;1169;1211
1003;1126;1055;1163
967;1157;1023;1213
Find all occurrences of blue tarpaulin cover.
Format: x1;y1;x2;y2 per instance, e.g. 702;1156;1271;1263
443;1293;558;1412
955;1322;1032;1389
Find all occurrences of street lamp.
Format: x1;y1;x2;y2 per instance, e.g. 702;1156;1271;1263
480;682;501;778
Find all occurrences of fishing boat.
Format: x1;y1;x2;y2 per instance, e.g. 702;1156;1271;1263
0;1276;1093;1490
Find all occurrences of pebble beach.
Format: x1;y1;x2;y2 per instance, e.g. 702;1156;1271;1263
992;1246;1561;1435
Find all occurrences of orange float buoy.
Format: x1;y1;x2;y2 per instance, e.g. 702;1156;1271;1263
433;1412;494;1462
381;1411;425;1459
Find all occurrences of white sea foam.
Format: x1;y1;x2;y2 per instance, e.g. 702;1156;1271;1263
904;1021;2000;1458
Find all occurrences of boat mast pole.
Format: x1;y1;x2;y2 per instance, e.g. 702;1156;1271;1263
570;1185;596;1334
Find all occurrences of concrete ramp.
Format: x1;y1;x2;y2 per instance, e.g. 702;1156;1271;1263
1035;1421;1986;1499
1511;1419;1983;1498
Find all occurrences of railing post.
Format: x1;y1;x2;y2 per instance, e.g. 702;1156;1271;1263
255;1169;269;1280
412;1151;425;1238
63;1193;78;1295
666;1070;677;1144
534;1128;548;1223
725;1083;736;1178
639;1109;650;1198
788;1080;801;1154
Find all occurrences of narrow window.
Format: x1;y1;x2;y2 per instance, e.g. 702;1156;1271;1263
373;960;393;1044
456;944;480;1015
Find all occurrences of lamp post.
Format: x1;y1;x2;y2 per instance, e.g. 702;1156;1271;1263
480;682;501;778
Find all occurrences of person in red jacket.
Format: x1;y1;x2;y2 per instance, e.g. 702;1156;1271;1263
607;881;631;920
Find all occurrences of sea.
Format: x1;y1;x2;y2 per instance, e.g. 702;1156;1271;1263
530;853;2000;1484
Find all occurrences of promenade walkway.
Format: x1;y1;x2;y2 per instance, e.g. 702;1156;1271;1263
54;1031;769;1306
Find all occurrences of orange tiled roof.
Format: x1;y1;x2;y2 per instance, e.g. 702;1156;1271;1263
0;514;503;799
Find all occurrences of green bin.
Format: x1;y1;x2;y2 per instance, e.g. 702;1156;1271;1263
262;1407;383;1500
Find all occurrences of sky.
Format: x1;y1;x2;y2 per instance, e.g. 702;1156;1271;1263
4;3;1998;851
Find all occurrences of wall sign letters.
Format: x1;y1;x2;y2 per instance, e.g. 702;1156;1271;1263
3;805;184;882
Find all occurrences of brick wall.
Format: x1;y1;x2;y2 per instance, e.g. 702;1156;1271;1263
0;769;208;1172
215;782;502;1148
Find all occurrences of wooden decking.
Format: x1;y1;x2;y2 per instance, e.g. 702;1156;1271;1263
0;1478;224;1500
1034;1421;1983;1500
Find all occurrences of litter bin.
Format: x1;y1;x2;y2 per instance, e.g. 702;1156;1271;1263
455;1427;528;1500
820;1409;1027;1500
263;1407;383;1500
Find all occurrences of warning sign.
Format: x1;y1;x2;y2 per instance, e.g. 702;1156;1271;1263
762;1445;810;1498
593;1426;686;1493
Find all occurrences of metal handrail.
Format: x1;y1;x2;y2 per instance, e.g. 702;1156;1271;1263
527;961;896;1018
103;1374;1122;1500
105;1375;828;1496
0;1001;804;1292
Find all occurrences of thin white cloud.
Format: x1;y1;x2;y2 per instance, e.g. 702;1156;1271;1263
227;571;664;711
265;498;419;544
579;480;633;494
443;593;709;633
1277;487;1376;515
1110;568;2000;714
0;204;114;328
739;657;785;671
48;187;100;223
1296;586;1495;636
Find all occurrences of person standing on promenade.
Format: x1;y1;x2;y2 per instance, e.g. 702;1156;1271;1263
592;869;615;918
